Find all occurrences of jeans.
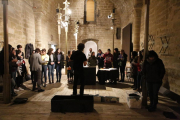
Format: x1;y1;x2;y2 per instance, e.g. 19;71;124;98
73;70;85;95
67;70;72;79
137;71;142;89
11;71;16;93
147;82;162;108
32;70;42;90
120;65;126;81
48;64;55;83
41;65;47;83
56;64;62;82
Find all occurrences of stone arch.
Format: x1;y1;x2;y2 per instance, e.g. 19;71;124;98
82;39;99;58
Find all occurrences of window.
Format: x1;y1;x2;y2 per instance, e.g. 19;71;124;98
85;0;96;23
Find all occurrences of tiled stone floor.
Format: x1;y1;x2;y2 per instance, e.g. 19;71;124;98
0;74;180;120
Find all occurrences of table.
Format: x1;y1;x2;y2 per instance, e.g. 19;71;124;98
78;66;96;85
97;68;119;84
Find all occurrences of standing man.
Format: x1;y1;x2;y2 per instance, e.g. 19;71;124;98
70;43;87;96
16;45;24;59
87;48;92;60
30;48;46;92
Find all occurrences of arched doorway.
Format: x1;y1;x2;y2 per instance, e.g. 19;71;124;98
83;40;98;59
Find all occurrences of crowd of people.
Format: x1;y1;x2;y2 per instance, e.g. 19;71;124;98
0;43;165;112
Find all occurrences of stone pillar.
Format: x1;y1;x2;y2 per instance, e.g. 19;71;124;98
34;12;43;49
133;0;143;51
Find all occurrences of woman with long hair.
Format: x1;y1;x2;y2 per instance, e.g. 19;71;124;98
54;48;64;82
47;48;55;84
131;51;138;89
118;50;127;82
66;50;73;83
88;52;97;66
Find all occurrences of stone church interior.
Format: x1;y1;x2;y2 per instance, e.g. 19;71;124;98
0;0;180;119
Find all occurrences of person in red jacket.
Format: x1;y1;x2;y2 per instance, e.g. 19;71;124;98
103;49;113;68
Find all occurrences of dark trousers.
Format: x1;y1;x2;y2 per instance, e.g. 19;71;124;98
120;66;126;81
98;63;104;69
31;71;34;83
133;74;137;88
73;70;85;95
48;64;55;83
147;82;162;108
32;70;42;90
67;70;73;79
56;64;62;82
16;76;23;87
137;71;142;89
41;65;47;83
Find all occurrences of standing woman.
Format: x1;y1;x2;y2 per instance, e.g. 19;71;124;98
118;50;127;82
113;48;119;69
97;49;104;69
47;48;55;84
88;52;97;66
66;51;72;83
131;51;138;89
142;50;165;112
41;49;49;87
55;48;64;82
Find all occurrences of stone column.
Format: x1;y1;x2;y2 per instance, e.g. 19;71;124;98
133;0;143;51
34;12;43;49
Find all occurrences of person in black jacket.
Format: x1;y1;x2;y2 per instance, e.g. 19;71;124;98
54;48;64;82
66;51;73;83
113;48;119;69
70;43;87;96
47;48;56;84
118;50;127;82
142;50;165;112
131;51;138;89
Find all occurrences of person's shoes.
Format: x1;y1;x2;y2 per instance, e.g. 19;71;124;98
38;89;45;92
11;92;18;97
44;84;46;87
133;88;137;90
14;89;19;92
32;88;38;91
18;87;24;91
119;80;124;82
148;107;156;112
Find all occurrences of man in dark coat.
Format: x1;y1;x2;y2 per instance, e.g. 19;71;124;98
142;50;165;112
70;43;87;96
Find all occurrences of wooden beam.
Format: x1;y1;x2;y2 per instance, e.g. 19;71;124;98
2;0;11;104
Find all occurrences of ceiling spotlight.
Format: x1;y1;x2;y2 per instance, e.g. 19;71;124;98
111;27;113;30
108;15;112;19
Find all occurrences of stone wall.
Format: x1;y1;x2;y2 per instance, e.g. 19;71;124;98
59;0;121;55
140;0;180;95
0;0;35;50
